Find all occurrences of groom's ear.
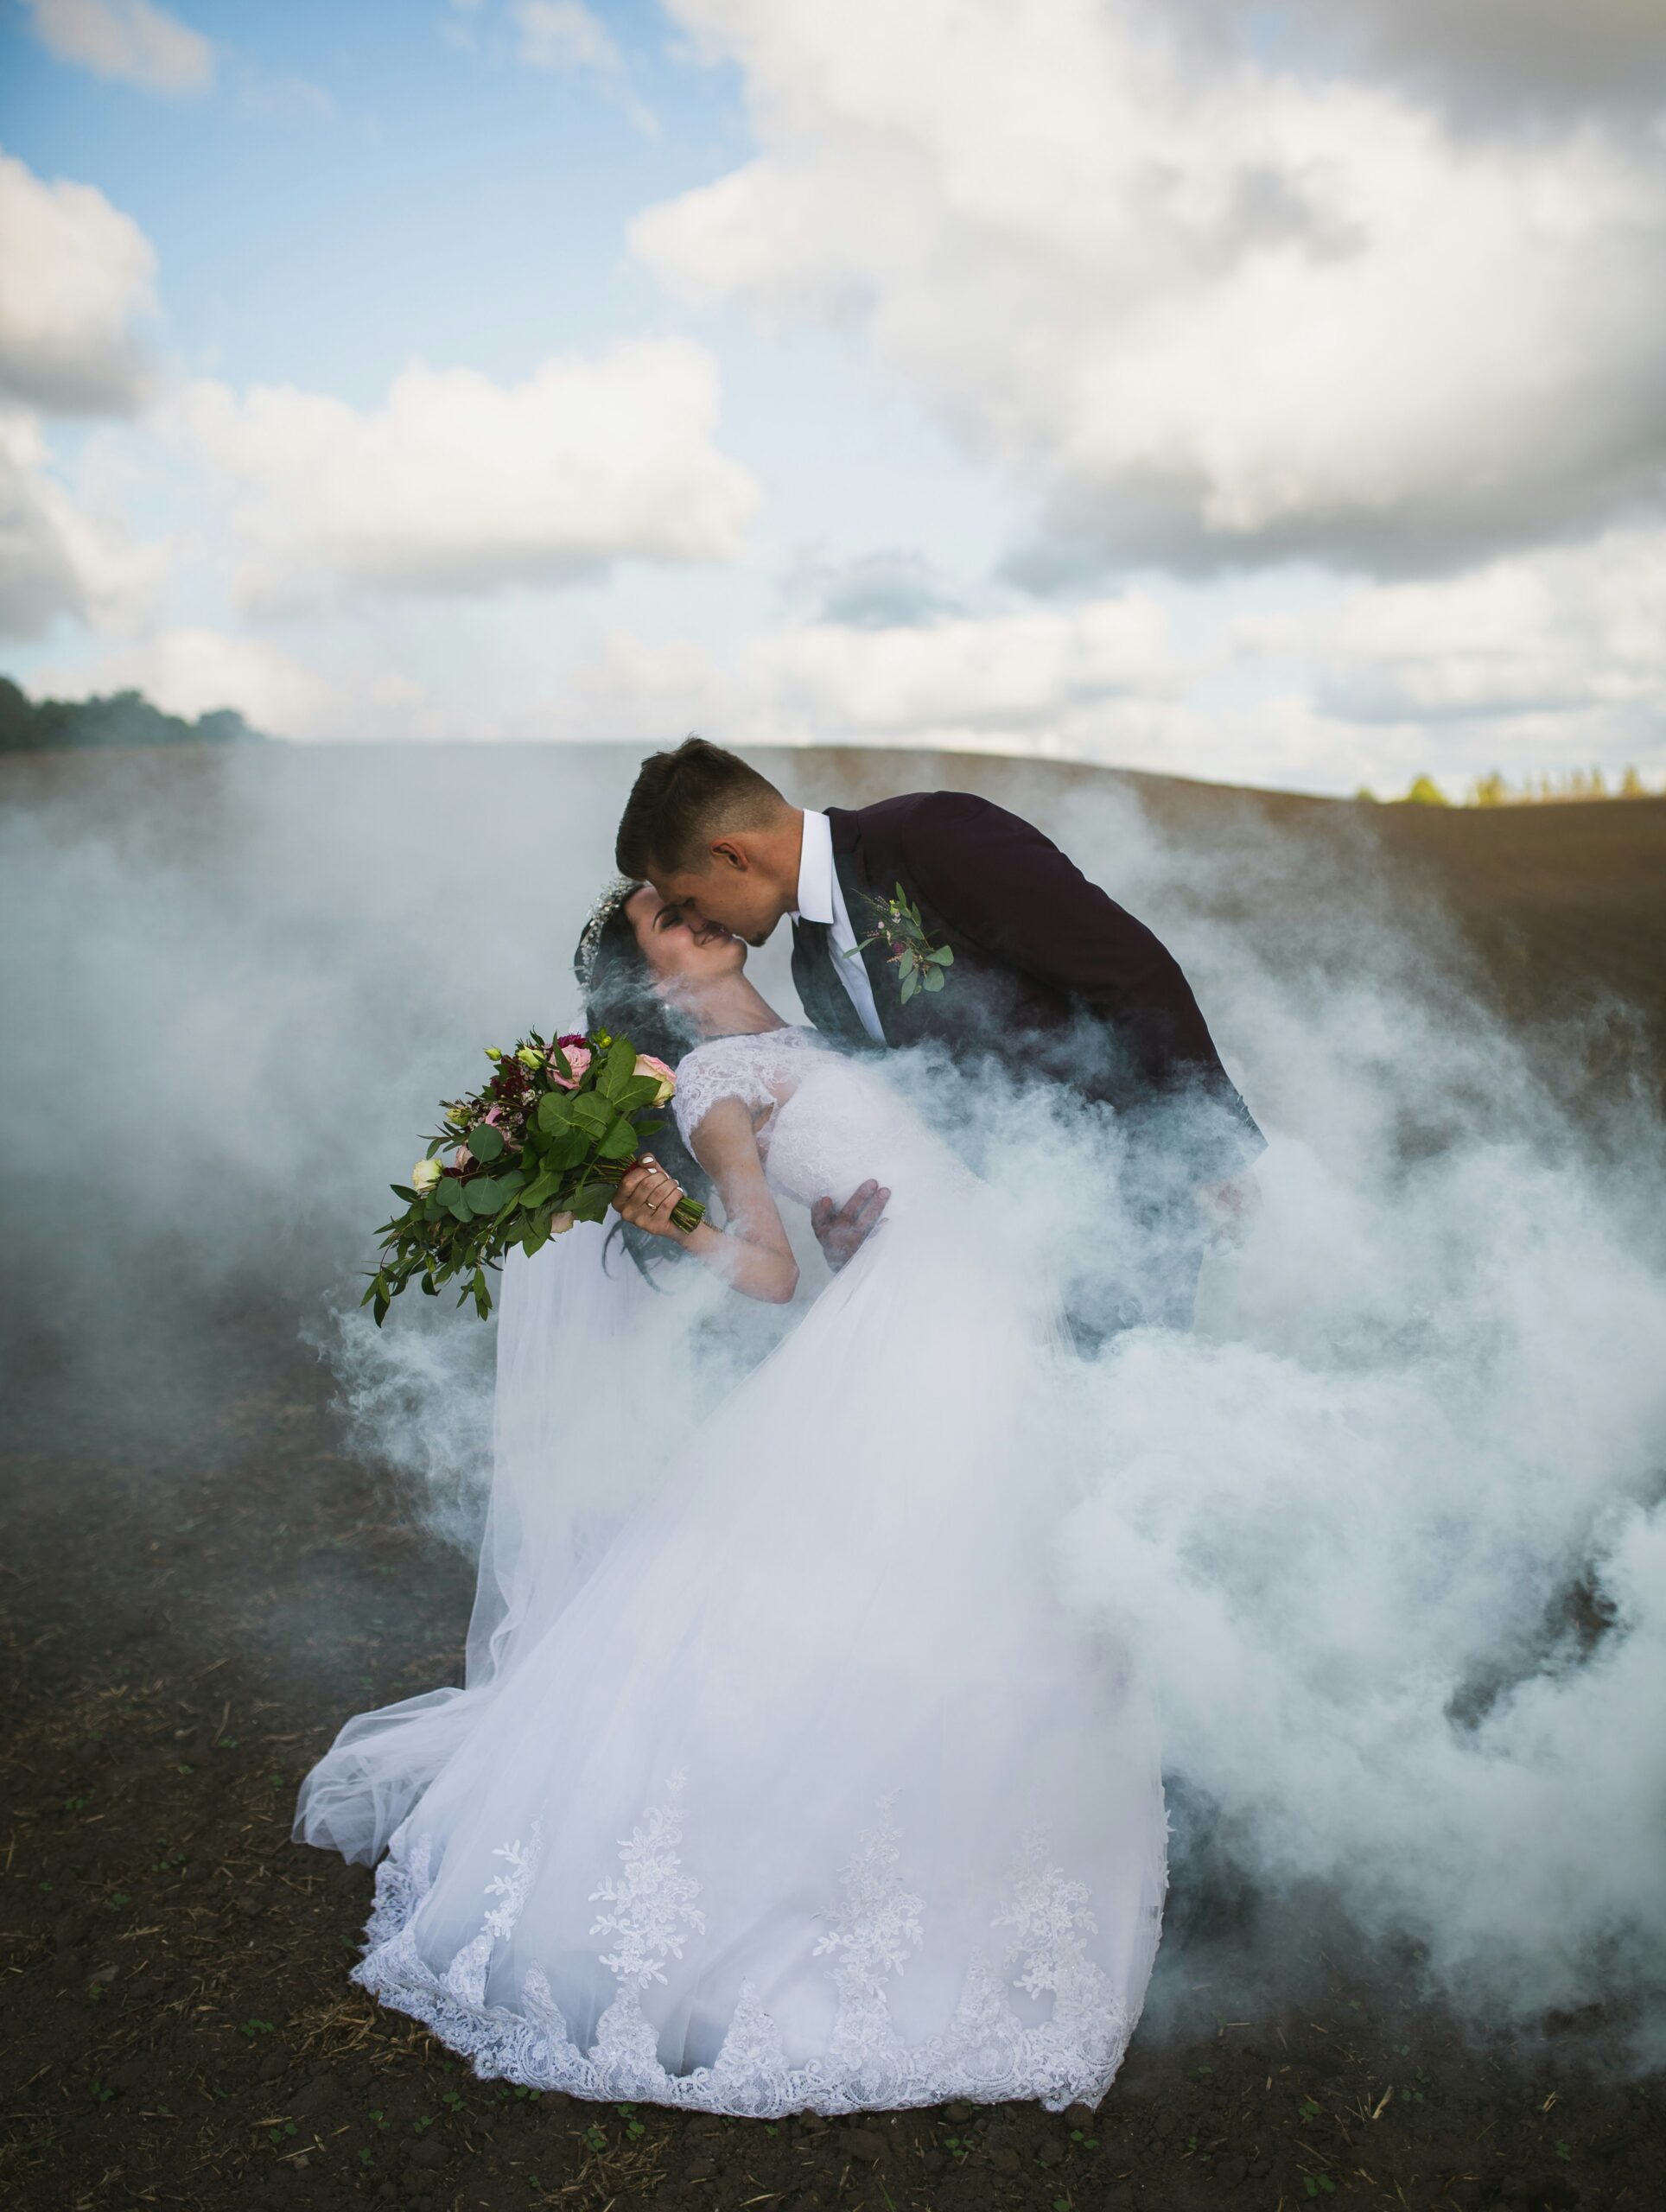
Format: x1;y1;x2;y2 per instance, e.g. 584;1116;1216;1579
707;836;750;872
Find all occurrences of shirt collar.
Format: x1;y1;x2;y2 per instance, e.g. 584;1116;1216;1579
792;808;836;925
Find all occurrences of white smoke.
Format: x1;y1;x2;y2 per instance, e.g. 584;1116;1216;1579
3;738;1662;2066
898;772;1666;2066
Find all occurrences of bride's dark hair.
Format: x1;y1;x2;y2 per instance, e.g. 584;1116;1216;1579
575;886;714;1283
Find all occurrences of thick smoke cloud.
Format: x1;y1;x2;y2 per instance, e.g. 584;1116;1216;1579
3;741;1662;2067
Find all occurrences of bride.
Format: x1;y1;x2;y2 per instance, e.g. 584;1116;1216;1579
294;877;1168;2118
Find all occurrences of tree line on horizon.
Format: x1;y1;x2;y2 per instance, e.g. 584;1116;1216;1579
1358;766;1658;808
0;677;268;753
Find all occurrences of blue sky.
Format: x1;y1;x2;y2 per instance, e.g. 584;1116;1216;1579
3;0;1663;794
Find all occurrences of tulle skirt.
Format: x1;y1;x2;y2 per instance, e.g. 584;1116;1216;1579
295;1185;1167;2116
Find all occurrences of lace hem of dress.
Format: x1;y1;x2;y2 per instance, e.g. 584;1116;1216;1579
351;1771;1163;2119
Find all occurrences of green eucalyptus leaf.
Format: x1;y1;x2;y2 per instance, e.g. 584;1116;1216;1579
542;1125;591;1172
597;1035;638;1101
537;1090;578;1133
464;1176;504;1216
900;971;920;1003
922;963;945;991
597;1116;639;1162
467;1122;505;1163
569;1090;611;1135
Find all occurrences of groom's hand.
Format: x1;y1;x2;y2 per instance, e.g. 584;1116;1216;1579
811;1180;889;1272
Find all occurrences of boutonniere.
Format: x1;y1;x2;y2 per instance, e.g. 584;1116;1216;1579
847;882;955;1004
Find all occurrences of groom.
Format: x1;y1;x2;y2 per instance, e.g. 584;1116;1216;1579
616;737;1265;1330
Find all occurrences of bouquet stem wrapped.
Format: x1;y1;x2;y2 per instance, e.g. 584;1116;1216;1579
363;1029;701;1323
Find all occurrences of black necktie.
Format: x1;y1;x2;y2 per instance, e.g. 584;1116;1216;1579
792;917;863;1045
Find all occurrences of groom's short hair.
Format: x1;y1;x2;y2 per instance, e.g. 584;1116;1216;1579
616;735;787;878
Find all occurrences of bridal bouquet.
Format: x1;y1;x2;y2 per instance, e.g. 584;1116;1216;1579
363;1029;704;1324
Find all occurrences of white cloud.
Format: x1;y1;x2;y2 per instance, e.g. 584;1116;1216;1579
544;545;1666;794
0;408;166;641
512;0;620;73
1246;528;1666;723
633;0;1666;575
0;149;156;416
749;596;1175;740
22;0;213;94
1180;0;1666;123
175;339;762;604
553;590;1181;759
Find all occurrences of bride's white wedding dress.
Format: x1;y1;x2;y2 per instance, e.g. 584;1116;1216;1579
296;1025;1167;2117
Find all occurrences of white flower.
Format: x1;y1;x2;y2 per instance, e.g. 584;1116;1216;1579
411;1158;442;1195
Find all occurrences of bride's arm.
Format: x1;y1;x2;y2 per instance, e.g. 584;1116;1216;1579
610;1097;799;1304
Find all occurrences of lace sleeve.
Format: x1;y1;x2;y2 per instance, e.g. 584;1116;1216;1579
671;1039;781;1152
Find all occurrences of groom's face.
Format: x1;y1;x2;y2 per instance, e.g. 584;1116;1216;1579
651;849;786;948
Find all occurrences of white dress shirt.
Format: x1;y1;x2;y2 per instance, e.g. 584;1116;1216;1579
792;809;885;1044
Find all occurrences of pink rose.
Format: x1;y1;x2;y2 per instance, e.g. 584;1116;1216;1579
633;1052;676;1105
548;1041;593;1090
450;1143;473;1171
482;1105;505;1125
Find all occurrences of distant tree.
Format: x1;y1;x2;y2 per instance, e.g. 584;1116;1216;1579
1402;773;1449;806
0;676;268;752
1588;766;1607;797
1354;784;1378;802
1620;764;1647;798
1470;772;1506;807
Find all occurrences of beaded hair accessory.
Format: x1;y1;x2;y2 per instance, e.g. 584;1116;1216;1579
572;874;643;997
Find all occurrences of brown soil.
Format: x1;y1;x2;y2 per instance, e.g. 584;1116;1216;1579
3;745;1663;2212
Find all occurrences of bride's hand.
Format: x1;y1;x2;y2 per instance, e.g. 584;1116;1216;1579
612;1156;693;1239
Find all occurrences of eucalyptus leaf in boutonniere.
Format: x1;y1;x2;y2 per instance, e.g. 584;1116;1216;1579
847;881;956;1005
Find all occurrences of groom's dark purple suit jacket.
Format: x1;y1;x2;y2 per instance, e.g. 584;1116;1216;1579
789;791;1264;1187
